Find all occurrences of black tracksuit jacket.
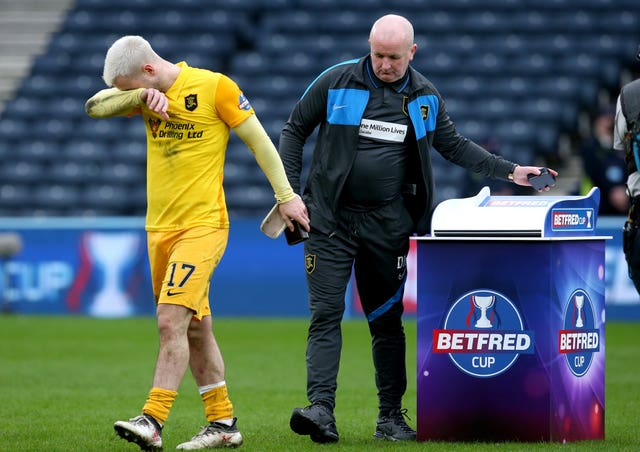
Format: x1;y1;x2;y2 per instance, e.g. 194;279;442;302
279;56;517;236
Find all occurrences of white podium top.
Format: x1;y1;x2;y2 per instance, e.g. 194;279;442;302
430;187;601;238
412;236;612;242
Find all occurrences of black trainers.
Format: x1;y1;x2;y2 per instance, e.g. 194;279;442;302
290;404;339;443
373;408;416;441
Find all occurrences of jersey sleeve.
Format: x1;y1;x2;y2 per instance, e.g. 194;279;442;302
214;74;255;128
85;87;145;118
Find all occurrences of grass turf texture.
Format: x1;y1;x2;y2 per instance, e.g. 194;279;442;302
0;316;638;451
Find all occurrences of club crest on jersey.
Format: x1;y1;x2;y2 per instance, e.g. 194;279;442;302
148;118;161;138
305;254;316;274
238;94;251;111
185;94;198;111
420;104;430;120
433;289;535;378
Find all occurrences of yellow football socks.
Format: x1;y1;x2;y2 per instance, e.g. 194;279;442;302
201;382;234;423
142;387;178;426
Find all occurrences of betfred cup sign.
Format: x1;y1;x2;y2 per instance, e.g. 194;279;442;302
433;289;535;378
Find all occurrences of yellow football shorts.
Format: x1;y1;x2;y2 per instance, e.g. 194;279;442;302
147;226;228;319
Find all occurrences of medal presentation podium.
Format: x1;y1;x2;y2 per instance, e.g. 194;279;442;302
412;187;606;442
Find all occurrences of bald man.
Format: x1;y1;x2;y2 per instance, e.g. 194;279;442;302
279;14;555;443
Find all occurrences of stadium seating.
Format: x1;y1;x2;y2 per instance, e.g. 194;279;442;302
1;0;639;217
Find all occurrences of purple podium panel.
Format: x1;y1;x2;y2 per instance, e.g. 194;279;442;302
414;237;605;442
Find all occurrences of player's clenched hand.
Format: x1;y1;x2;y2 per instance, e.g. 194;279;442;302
141;88;169;120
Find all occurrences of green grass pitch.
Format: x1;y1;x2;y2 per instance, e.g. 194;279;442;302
0;315;638;451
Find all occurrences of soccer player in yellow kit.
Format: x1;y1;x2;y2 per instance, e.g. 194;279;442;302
86;35;309;451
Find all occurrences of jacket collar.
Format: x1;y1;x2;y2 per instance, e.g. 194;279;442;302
363;56;410;92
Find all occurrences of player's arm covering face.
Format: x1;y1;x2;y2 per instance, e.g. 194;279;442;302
85;87;146;118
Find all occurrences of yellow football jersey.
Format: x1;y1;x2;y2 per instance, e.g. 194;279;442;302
142;62;254;231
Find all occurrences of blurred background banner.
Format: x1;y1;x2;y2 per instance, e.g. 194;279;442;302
0;216;636;319
0;217;310;317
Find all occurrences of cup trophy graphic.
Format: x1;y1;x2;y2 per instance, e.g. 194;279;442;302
575;294;584;328
473;295;495;328
86;232;139;318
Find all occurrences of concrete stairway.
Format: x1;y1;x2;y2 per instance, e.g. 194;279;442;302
0;0;74;114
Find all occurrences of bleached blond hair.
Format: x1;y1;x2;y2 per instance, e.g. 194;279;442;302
102;35;159;86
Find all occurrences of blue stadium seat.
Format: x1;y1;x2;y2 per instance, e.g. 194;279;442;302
441;98;468;120
57;97;88;120
18;75;59;99
181;33;235;57
510;53;555;76
1;98;45;120
551;10;596;33
75;0;154;10
421;52;460;76
536;125;560;153
0;161;46;184
48;161;101;184
495;120;538;147
33;184;81;209
261;118;287;141
313;11;379;33
62;139;110;162
459;12;514;34
225;139;263;166
508;11;549;33
0;184;34;209
223;162;267;188
17;140;60;163
558;53;601;78
437;76;483;99
112;141;147;164
99;162;145;185
57;75;105;98
81;184;133;210
499;143;534;164
0;118;28;137
230;52;270;77
296;0;383;9
599;10;639;34
520;98;574;128
454;120;491;144
73;118;130;141
224;184;275;215
190;9;249;34
146;10;192;33
30;52;73;76
246;76;310;100
465;52;508;75
261;10;314;34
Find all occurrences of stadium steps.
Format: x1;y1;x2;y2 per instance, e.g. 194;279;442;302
0;0;73;114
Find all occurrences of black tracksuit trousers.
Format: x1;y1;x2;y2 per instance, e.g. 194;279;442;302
302;197;414;415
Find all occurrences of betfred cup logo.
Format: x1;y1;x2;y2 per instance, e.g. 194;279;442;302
559;289;600;377
433;289;534;378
